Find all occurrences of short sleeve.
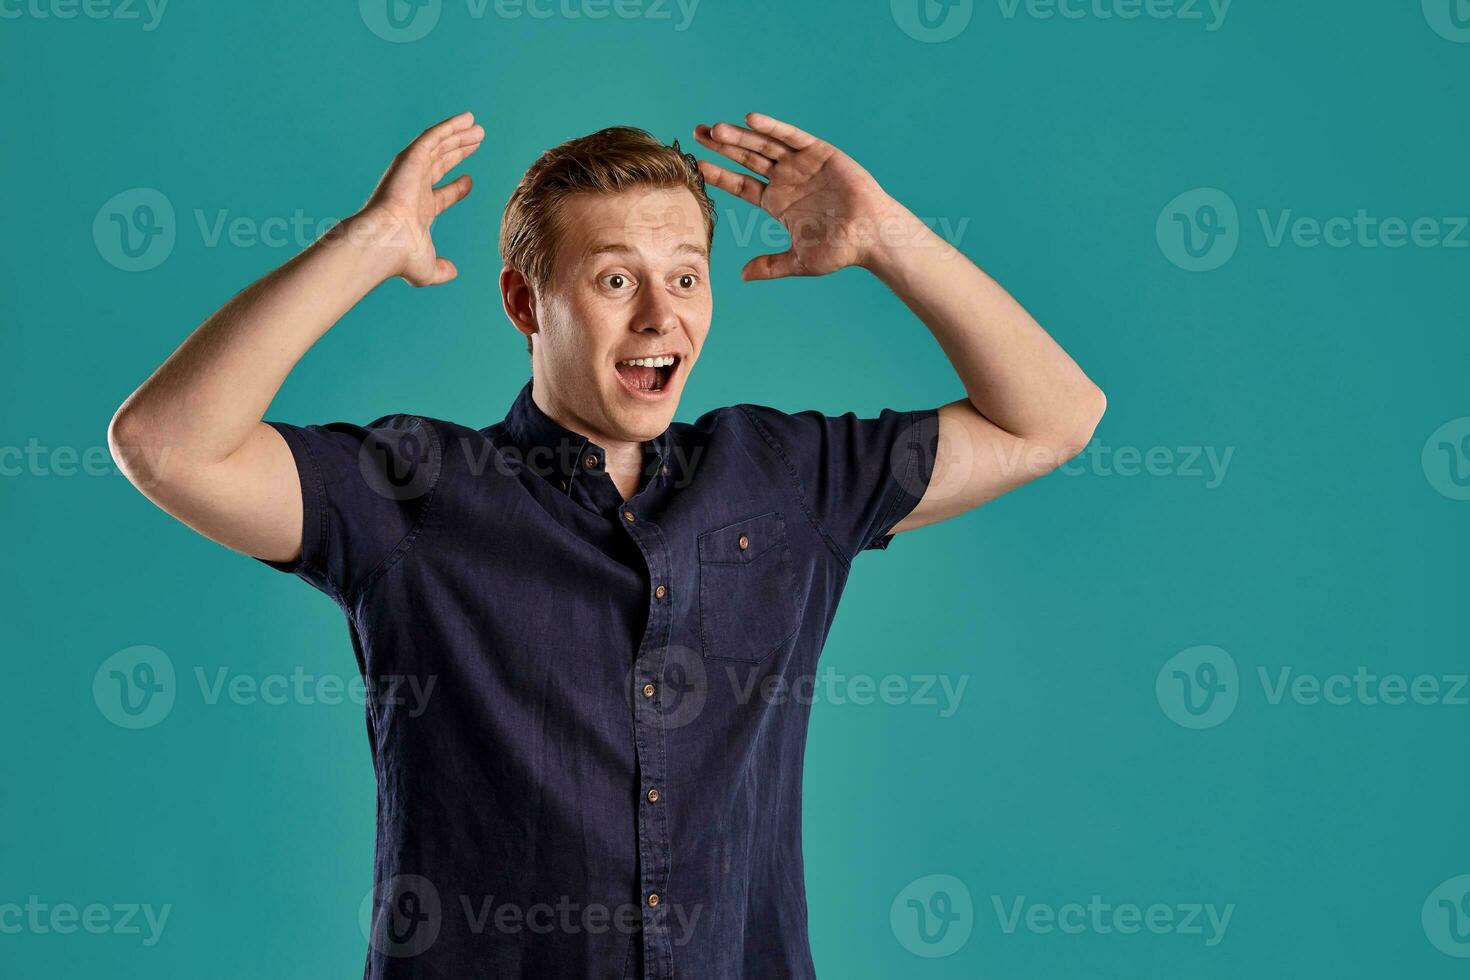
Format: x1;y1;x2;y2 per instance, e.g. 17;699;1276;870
736;403;940;564
253;413;441;602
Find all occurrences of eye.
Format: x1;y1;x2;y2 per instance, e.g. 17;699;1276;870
601;273;632;290
675;273;699;290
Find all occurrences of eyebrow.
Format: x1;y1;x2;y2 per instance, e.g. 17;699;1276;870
584;241;710;262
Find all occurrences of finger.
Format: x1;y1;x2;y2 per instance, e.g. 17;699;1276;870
742;250;805;282
693;125;774;176
430;256;459;286
702;122;785;164
435;124;485;157
432;140;482;183
743;112;821;153
413;110;476;154
433;173;473;214
696;159;764;208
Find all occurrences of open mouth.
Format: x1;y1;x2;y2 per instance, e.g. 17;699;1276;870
614;353;681;395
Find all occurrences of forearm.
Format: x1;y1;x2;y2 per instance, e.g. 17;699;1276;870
111;211;401;469
861;200;1105;447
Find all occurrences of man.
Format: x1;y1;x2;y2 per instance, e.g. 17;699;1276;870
109;110;1104;978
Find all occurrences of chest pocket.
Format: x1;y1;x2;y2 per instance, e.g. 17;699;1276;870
697;510;801;663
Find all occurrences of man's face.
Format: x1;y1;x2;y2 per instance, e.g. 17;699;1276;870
524;187;712;445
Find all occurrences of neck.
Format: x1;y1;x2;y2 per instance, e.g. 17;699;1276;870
531;377;648;501
600;440;648;502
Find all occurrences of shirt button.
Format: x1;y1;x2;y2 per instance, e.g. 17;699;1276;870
647;893;660;908
660;463;669;476
642;683;656;699
558;478;567;490
623;510;636;523
738;534;750;551
654;584;667;600
646;787;660;803
583;454;598;469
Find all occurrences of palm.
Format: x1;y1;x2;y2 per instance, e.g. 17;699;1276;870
362;111;484;287
693;114;891;280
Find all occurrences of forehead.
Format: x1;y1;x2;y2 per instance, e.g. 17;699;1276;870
556;187;708;270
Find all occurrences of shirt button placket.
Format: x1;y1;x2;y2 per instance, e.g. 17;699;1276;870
620;506;674;978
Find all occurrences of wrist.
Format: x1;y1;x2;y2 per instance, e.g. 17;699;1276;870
321;207;416;284
857;198;943;280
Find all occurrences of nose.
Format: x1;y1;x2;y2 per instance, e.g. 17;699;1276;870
633;283;680;337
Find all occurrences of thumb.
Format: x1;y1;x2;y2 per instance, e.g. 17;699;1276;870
741;250;803;282
430;257;459;285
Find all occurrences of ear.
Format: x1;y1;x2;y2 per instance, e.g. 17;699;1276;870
499;266;540;344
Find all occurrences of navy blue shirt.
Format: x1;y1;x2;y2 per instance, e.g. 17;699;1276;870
254;375;940;979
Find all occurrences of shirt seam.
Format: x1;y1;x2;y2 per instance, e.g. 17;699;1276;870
344;414;444;608
735;403;853;573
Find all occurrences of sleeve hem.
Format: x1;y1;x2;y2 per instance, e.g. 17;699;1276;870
856;406;940;558
253;419;329;579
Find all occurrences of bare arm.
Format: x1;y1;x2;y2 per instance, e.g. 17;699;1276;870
692;112;1105;536
861;202;1106;532
108;111;484;563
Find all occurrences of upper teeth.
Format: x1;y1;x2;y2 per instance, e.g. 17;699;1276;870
618;356;675;367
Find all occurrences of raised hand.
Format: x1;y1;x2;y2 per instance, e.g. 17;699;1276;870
692;112;897;281
359;110;485;287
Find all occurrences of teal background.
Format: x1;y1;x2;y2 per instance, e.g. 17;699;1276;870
3;1;1467;976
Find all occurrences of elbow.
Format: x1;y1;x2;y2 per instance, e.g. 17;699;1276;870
1081;384;1107;439
108;404;161;489
107;406;140;480
1051;384;1106;463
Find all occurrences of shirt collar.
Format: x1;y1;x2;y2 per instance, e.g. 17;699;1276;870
501;375;673;495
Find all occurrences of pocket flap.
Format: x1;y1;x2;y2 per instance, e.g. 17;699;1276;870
697;510;785;565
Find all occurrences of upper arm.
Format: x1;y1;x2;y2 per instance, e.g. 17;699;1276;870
112;419;309;565
886;398;1087;536
115;413;440;601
